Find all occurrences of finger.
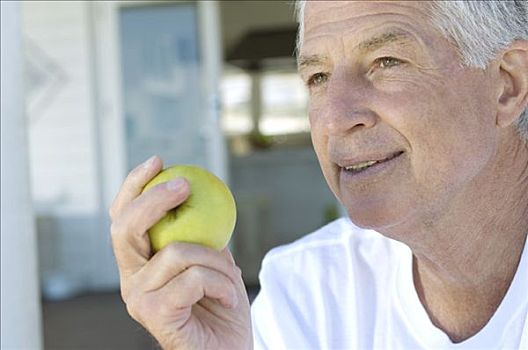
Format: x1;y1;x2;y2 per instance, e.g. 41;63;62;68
137;242;238;292
111;179;190;276
121;178;190;246
221;247;236;265
109;155;163;220
221;247;246;286
155;265;239;310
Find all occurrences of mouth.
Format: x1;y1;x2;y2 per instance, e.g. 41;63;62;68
341;151;404;175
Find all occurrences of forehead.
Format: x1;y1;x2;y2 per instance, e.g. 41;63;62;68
303;1;436;47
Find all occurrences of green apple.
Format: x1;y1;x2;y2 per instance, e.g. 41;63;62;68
142;165;236;252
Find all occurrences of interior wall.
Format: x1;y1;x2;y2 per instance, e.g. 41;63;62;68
22;1;110;298
23;1;99;216
1;1;44;347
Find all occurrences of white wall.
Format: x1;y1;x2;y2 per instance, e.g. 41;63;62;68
1;1;44;348
23;1;98;215
22;1;118;297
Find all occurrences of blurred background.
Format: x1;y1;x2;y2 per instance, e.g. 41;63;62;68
1;1;341;349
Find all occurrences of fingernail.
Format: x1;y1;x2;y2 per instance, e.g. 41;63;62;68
166;178;186;192
143;156;156;169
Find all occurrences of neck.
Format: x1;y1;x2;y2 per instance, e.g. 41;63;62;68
385;130;528;342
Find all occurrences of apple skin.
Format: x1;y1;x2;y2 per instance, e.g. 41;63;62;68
142;165;236;252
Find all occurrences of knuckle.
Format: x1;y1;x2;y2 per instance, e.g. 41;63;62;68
128;164;144;180
119;277;133;303
137;187;168;215
120;287;129;304
125;295;141;321
110;221;123;238
110;219;137;244
162;242;185;259
122;169;143;194
157;244;188;270
233;265;243;278
186;265;207;284
124;290;148;323
108;206;116;220
122;286;134;305
145;183;172;203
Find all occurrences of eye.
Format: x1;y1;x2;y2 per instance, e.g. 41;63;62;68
307;72;329;88
374;56;403;69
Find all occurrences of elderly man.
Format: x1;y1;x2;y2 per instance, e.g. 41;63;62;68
109;1;528;349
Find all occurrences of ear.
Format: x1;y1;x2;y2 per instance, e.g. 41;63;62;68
496;40;528;129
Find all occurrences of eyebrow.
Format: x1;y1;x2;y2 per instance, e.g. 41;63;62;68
298;30;414;69
298;54;329;69
357;31;412;53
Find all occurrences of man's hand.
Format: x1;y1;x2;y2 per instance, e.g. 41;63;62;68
109;156;252;350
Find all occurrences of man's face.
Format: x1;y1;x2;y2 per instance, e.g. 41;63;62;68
299;1;499;231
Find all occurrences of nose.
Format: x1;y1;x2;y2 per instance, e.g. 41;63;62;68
313;71;377;136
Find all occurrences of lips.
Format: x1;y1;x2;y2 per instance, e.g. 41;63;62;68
339;151;404;174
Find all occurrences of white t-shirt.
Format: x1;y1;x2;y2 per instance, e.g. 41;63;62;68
251;218;528;350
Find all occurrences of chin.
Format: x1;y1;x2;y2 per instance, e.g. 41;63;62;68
343;200;408;232
347;212;395;231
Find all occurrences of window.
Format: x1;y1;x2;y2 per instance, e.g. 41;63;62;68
221;70;252;136
260;70;309;135
221;67;309;137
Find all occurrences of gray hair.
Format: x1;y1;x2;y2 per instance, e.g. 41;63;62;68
294;0;528;140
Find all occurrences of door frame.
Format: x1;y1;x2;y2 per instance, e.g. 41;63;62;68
89;0;226;289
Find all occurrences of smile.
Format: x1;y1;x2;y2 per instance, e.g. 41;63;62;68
342;151;404;175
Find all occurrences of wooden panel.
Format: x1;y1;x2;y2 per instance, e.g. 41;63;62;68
22;1;99;215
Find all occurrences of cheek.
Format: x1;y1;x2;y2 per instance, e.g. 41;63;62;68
388;75;497;192
308;103;330;158
308;108;341;195
309;106;322;148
